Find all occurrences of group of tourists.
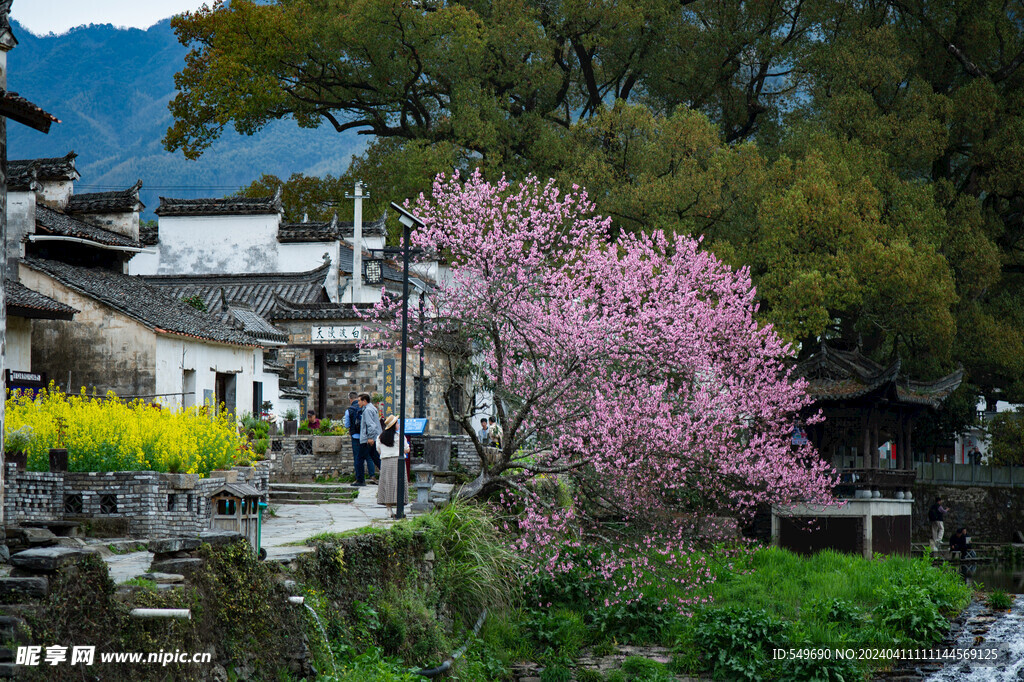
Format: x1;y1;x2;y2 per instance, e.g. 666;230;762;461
477;416;503;448
338;392;505;517
342;391;409;518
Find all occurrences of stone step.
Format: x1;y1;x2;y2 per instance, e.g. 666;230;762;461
269;493;355;504
269;497;351;505
269;483;354;493
270;489;356;499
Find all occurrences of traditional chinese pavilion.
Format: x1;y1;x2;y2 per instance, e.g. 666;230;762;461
796;344;963;473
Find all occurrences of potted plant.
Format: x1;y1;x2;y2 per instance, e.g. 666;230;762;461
283;409;299;436
4;425;32;471
312;419;345;454
261;401;278;435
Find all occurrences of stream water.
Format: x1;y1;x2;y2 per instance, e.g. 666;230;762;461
303;603;339;678
921;563;1024;682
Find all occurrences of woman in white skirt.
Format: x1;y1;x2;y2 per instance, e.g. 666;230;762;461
376;414;409;517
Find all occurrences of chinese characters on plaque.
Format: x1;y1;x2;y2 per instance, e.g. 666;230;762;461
296;360;308;417
310;325;362;342
383;359;396;416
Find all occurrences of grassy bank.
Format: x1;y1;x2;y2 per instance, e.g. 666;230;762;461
298;505;972;682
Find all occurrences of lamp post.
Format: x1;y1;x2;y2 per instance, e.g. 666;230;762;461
388;202;425;520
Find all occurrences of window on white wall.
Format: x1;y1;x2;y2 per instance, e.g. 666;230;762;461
183;370;196;409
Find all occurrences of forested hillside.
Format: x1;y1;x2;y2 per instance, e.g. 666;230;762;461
6;18;360;216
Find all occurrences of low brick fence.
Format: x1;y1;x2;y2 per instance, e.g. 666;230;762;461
4;462;269;539
267;436;354;482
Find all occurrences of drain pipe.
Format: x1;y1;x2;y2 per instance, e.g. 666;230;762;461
130;609;191;619
416;609;487;678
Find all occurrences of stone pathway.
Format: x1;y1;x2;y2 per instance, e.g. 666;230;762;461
100;484;430;583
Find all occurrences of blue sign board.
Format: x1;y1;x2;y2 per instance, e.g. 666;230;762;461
403;418;428;435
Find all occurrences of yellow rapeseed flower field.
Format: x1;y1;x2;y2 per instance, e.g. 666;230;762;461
5;386;244;475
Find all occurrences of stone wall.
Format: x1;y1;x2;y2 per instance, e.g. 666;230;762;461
275;318;459;435
450;434;483;476
267;436;354;482
912;483;1024;543
3;462;270;539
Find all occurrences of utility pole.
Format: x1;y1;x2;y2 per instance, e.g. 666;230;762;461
345;182;366;305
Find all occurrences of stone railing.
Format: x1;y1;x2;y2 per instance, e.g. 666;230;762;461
914;461;1024;487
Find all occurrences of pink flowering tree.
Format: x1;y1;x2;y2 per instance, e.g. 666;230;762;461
369;171;837;609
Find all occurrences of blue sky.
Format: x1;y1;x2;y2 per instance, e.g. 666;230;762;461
12;1;207;36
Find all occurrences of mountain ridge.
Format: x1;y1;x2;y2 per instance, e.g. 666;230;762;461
6;17;359;217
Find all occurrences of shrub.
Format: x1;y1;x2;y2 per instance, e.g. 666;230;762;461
988;590;1014;610
591;596;679;645
620;656;674;681
539;664;572;682
5;386;243;474
692;607;785;681
873;584;948;644
411;499;522;625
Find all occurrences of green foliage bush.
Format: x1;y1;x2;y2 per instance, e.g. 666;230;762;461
692;607;785;681
988;590;1014;610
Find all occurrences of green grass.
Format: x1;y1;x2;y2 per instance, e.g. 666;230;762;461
711;546;970;621
119;577;157;591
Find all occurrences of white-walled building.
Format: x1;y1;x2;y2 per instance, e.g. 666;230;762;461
4;154;275;414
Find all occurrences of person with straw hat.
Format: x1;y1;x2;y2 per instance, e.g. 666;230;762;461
376;414;409;516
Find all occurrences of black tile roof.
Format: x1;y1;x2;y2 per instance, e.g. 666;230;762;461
139;223;159;246
5;278;77;320
35;205;141;249
796;344;963;408
0;91;59;134
226;302;289;344
22;258;257;347
278;214;387;243
142;262;333;319
269;296;352;321
155;190;282;217
67;180;144;214
9;152;78;191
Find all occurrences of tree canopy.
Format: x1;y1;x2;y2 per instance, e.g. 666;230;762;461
168;0;1024;415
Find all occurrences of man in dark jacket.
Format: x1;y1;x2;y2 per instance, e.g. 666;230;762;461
928;497;948;551
344;392;374;484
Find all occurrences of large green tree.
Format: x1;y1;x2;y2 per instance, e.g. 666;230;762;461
167;0;1024;412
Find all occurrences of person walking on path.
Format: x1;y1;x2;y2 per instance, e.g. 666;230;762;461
376;414;409;517
928;497;949;552
477;418;489;444
358;393;382;486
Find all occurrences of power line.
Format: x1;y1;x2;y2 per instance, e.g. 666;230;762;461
74;184;250;190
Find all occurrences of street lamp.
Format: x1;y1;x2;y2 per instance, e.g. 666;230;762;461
388;202;425;520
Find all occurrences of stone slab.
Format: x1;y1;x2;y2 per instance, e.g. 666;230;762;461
10;547;90;572
149;537;202;554
150;558;204;575
140;572;185;584
0;578;48;600
198;531;245;547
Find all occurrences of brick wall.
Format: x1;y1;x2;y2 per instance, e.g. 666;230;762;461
3;462;270;539
450;434;483;476
267;436;354;482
